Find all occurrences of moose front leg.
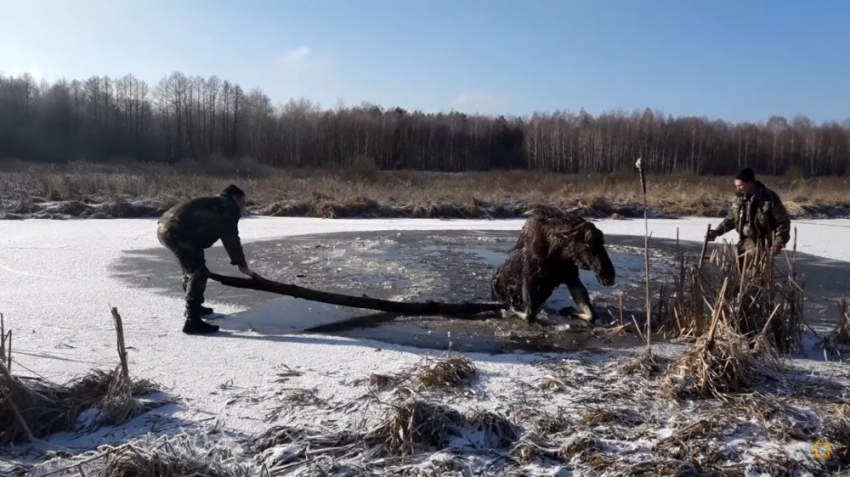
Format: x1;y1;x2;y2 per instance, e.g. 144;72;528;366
511;274;538;324
523;274;540;324
563;276;597;324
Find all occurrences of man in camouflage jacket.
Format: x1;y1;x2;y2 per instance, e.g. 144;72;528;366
157;184;256;335
706;168;791;259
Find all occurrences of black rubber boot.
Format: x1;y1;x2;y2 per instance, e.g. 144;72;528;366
182;317;219;335
182;309;219;335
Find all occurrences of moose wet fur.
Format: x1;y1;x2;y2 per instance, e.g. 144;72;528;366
490;210;616;324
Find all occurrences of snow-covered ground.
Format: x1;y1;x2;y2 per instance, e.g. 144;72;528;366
1;216;849;476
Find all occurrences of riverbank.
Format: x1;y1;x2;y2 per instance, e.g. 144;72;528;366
2;159;848;220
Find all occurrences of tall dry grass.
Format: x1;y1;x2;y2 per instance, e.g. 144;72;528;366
655;233;805;355
2;158;849;219
822;298;850;360
0;308;160;446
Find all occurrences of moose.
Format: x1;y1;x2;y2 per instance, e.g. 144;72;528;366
491;209;617;324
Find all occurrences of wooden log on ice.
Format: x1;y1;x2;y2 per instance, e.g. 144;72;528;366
208;272;507;317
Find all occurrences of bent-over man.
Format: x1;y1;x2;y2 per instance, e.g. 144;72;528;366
157;184;255;335
706;168;791;262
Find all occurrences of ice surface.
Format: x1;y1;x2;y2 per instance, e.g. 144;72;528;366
1;216;849;474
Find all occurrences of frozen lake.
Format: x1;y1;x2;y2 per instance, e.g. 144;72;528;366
2;216;849;474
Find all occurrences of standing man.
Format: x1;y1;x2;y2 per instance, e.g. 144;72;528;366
157;184;256;335
706;168;791;262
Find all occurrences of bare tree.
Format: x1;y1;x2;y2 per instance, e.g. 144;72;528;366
0;70;848;176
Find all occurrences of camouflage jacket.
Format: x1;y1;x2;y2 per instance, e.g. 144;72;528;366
713;181;791;248
157;193;247;266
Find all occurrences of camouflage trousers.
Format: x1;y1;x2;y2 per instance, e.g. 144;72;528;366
735;237;771;270
156;225;209;312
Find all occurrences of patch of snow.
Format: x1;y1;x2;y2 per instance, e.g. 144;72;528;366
0;216;848;474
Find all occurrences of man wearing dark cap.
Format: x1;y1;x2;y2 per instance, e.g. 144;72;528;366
706;168;791;261
157;184;256;335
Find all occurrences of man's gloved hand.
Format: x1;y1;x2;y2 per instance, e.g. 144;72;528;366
706;229;719;242
237;264;256;277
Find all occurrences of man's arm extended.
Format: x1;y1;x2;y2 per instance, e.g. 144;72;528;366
769;191;791;248
708;201;738;240
220;218;248;267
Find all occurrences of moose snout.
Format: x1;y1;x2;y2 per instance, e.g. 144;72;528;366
597;274;616;287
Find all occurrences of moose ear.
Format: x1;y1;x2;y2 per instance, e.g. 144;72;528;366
583;223;596;242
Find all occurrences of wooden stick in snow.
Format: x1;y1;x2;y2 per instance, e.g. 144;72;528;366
1;313;5;368
635;157;652;352
0;313;10;371
110;307;129;383
698;224;712;270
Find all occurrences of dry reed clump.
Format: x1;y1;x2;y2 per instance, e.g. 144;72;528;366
0;308;161;446
102;437;257;477
32;434;260;477
653;409;756;476
1;369;100;446
822;298;850;360
247;424;313;454
579;451;616;474
369;400;468;455
67;369;156;399
244;401;522;473
622;459;742;477
655;233;814;403
726;393;822;442
414;355;478;390
616;348;670;378
509;432;563;466
657;232;804;356
247;425;368;472
313;195;381;218
660;290;781;401
660;331;756;401
656;410;738;456
579;406;645;428
747;452;811;476
466;409;522;449
512;418;603;467
558;431;604;462
0;366;159;446
368;400;521;456
510;406;575;437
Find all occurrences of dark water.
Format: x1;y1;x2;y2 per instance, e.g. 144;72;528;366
110;229;850;353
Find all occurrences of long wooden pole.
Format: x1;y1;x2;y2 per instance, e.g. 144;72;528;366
209;272;507;317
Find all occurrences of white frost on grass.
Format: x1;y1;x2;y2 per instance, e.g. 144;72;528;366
1;216;849;475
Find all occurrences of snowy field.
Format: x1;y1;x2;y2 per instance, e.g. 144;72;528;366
1;216;849;476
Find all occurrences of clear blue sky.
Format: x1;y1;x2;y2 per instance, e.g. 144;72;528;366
1;0;847;124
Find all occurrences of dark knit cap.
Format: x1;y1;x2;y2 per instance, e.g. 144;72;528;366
221;184;245;198
735;168;755;182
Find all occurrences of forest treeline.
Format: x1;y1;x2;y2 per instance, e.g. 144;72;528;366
1;71;849;176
